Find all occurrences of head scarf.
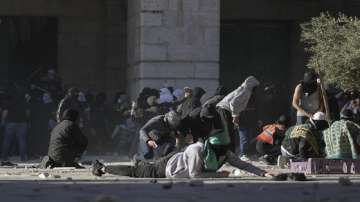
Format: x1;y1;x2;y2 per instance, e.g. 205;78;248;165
203;130;230;171
159;87;174;104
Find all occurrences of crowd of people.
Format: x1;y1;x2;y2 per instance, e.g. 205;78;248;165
1;68;360;179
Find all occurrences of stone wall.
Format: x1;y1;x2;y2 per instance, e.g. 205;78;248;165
127;0;220;99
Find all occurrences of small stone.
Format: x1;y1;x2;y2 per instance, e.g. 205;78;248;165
338;177;352;186
38;173;49;179
95;194;116;202
32;188;41;192
150;179;157;184
66;177;73;181
189;180;204;187
226;184;235;188
162;182;173;190
53;175;61;179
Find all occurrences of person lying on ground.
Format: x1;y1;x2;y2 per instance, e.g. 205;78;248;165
92;129;275;178
279;112;329;167
39;109;88;169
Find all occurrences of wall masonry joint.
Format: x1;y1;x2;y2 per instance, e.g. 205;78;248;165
141;10;163;14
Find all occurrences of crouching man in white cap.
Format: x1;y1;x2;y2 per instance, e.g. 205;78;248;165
278;112;329;167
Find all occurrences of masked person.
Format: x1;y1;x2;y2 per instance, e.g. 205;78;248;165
292;71;324;125
279;112;329;167
177;87;206;119
216;76;260;152
92;130;274;178
256;115;290;165
323;109;360;159
136;110;181;161
39;109;88;168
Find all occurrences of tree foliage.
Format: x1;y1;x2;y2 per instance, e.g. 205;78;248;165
301;13;360;90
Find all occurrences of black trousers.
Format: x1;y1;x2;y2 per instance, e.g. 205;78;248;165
256;141;281;158
216;108;236;152
106;150;178;178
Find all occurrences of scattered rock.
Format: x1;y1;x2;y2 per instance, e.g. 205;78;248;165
66;177;73;181
226;184;235;188
150;179;157;184
81;160;93;165
162;182;173;190
95;194;116;202
32;188;41;192
288;173;307;181
52;175;61;179
338;177;352;186
189;180;204;187
38;173;49;179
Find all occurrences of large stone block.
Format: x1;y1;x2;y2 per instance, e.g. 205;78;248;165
182;0;200;11
168;0;180;10
167;43;194;61
199;0;219;11
138;62;195;78
194;63;219;79
198;11;220;26
141;0;168;11
140;12;163;26
204;27;219;45
141;44;167;61
141;27;168;44
192;44;219;61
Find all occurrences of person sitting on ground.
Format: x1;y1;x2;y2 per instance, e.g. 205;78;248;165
136;110;181;161
323;109;360;160
92;129;275;178
256;115;290;165
39;109;88;169
279;112;329;166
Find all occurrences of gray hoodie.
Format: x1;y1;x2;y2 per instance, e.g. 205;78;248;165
165;142;265;178
216;76;260;117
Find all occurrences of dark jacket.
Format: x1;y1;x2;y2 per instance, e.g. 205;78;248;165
179;107;212;142
56;96;81;122
48;110;88;166
139;115;173;143
178;87;206;119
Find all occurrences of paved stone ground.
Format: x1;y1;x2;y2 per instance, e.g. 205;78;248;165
1;156;360;202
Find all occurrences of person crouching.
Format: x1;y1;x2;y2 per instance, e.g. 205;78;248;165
256;115;290;165
278;112;329;167
39;109;88;168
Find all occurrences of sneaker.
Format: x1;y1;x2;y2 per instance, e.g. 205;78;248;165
277;155;290;169
38;156;52;169
92;160;105;177
258;155;275;165
240;155;250;161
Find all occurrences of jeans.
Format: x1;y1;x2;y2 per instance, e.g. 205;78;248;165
1;122;28;161
238;127;250;156
296;116;308;125
137;136;175;160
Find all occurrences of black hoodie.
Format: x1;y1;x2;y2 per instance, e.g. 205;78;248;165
177;87;206;119
47;109;88;166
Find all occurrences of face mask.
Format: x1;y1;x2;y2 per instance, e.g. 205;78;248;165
303;82;318;96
